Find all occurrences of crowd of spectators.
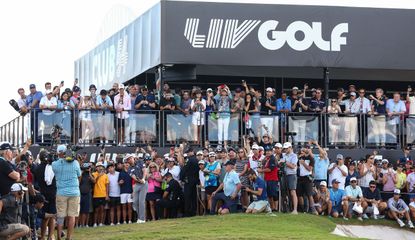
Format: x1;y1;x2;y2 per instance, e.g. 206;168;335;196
15;80;415;148
2;135;415;239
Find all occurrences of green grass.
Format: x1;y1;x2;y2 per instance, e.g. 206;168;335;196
73;214;351;239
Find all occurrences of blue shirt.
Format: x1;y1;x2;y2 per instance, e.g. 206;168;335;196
253;177;267;201
329;188;345;208
119;170;133;194
223;170;241;197
283;152;298;175
314;155;329;180
276;98;292;113
135;94;156;111
52;159;81;197
26;91;43;108
96;96;113;110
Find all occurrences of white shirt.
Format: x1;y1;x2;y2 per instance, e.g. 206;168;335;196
108;171;120;197
114;94;131;119
344;97;370;113
408;96;415;115
39;96;57;115
299;159;312;177
328;163;348;190
407;172;415;193
162;165;181;182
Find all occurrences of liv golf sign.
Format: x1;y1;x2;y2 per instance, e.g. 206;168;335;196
184;18;348;51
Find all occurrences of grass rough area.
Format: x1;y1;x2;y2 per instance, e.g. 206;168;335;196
74;213;350;239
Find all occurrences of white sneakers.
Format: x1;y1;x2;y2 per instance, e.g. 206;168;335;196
291;210;298;215
408;221;414;229
128;220;132;224
137;220;146;224
397;219;405;228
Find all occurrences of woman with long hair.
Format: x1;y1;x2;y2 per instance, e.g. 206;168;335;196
191;89;206;144
146;162;162;221
327;99;342;146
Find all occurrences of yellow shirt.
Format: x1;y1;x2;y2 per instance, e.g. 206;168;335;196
395;172;407;190
93;172;109;198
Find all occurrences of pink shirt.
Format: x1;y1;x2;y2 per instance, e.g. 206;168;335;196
147;171;161;193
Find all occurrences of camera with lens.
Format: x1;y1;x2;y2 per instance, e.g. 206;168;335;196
81;162;91;171
17;161;28;177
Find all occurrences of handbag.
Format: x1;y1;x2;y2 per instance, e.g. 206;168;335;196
352;202;363;214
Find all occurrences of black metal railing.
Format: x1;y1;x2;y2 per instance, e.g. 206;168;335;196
1;109;414;149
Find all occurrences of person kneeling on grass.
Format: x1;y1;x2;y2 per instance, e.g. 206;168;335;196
362;180;387;219
387;189;414;228
314;181;331;216
329;179;349;220
245;169;271;214
345;177;365;221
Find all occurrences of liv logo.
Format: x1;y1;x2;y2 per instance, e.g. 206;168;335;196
184;18;261;48
184;18;348;51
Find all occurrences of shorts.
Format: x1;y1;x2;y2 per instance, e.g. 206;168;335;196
120;193;133;204
146;192;161;201
297;176;313;196
331;204;343;215
109;197;121;207
56;195;80;218
93;197;107;209
266;181;279;198
42;195;57;215
0;224;30;237
247;200;271;213
80;193;91;214
286;175;297;190
205;186;218;195
116;119;126;128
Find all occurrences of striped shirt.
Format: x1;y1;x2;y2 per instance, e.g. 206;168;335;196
52;158;81;197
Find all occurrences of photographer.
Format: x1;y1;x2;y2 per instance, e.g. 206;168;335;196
0;142;20;197
245;169;271;214
51;145;81;240
79;162;94;228
0;184;30;240
32;150;57;240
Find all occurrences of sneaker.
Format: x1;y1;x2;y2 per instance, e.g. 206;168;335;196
378;215;385;219
117;222;120;225
137;220;146;224
343;216;349;221
128;221;132;224
373;214;378;220
408;221;414;229
397;219;405;228
362;214;369;219
110;223;114;226
357;217;363;221
85;225;89;228
291;210;298;215
93;223;97;228
99;223;103;227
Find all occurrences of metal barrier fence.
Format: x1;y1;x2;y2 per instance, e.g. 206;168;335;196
1;109;415;149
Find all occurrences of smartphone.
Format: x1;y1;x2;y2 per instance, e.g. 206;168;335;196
242;79;245;83
61;81;64;85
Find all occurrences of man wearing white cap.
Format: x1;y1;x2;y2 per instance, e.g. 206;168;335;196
0;183;30;240
387;189;414;228
281;142;298;214
259;87;276;140
39;89;57;116
314;181;331;216
345;177;364;220
328;154;348;190
114;84;131;145
248;144;264;176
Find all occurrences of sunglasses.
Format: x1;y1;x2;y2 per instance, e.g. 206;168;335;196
150;166;156;168
359;92;365;94
369;186;376;189
351;180;357;183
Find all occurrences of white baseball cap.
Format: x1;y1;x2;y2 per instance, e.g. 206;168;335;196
196;151;203;156
266;87;273;92
319;181;327;187
96;162;105;168
123;154;135;162
381;159;389;164
283;142;292;149
119;83;125;89
208;152;216;157
350;177;357;182
198;160;205;165
292;86;299;90
57;145;67;153
274;143;283;148
252;144;259;150
394;189;401;195
10;183;28;192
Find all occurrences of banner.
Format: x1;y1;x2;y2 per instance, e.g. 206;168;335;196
74;3;161;92
162;1;415;70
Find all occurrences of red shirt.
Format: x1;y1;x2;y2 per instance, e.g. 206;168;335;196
264;156;279;181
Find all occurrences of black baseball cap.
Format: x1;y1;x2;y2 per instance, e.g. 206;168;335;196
73;86;81;92
224;161;235;166
89;84;97;90
0;142;16;151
